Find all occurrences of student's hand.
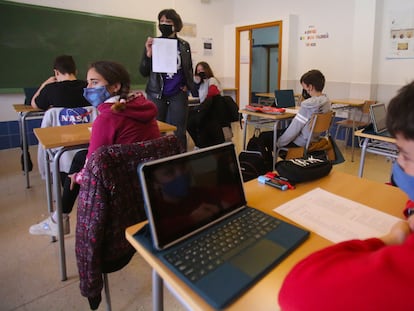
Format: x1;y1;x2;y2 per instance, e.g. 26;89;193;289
44;76;57;84
380;219;412;245
145;37;154;58
68;173;77;190
408;214;414;231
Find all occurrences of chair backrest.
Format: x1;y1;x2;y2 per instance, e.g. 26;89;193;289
37;106;99;178
305;111;335;150
40;106;98;128
75;135;180;302
361;100;376;114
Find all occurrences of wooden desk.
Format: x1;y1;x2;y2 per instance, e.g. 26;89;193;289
125;170;406;311
34;120;176;281
331;99;365;106
354;129;397;177
239;108;296;168
13;104;45;188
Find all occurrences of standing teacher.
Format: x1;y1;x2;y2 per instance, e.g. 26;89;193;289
139;8;196;152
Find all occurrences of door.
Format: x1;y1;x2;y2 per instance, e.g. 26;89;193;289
235;21;282;109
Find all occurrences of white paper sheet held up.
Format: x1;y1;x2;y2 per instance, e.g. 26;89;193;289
274;188;400;243
152;38;177;73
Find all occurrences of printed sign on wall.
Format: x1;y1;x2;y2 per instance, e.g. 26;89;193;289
300;25;329;47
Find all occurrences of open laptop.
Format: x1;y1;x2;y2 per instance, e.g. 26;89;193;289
274;89;296;108
369;103;392;137
135;142;309;309
23;87;38;106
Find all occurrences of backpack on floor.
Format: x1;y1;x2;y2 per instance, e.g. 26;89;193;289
238;150;269;182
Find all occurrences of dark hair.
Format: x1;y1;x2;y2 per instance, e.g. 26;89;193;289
386;81;414;139
195;61;215;79
158;9;183;32
300;69;325;92
53;55;76;75
89;61;131;111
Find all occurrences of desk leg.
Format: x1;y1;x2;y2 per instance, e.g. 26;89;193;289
152;269;164;311
21;112;30;188
273;121;280;169
358;137;369;177
45;150;56;243
242;114;248;150
53;148;67;281
351;108;356;162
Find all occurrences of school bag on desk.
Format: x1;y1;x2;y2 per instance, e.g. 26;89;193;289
275;156;332;184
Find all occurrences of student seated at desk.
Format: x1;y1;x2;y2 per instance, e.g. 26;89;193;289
193;61;223;103
276;69;331;149
30;60;161;237
31;55;90;110
278;81;414;311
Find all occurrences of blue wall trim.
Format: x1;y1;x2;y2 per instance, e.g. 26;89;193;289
0;119;41;150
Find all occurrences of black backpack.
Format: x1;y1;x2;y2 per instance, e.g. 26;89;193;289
238;151;269;182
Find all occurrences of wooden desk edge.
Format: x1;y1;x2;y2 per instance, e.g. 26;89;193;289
354;129;396;143
125;224;213;311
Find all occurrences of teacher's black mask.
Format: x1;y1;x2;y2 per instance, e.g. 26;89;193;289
159;24;174;38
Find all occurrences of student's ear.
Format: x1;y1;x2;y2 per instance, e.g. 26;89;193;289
109;82;121;95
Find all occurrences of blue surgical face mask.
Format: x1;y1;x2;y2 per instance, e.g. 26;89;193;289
161;174;191;199
83;86;111;107
392;162;414;201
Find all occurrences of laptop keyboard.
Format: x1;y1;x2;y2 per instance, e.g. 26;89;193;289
164;208;281;283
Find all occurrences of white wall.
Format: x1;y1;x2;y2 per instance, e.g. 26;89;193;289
3;0;414;122
230;0;414;103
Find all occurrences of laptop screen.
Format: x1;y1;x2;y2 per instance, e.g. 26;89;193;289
274;89;296;108
139;143;247;250
370;103;387;133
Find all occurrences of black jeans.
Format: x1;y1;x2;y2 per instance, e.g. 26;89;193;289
60;149;87;214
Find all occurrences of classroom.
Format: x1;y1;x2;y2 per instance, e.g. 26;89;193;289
1;0;413;310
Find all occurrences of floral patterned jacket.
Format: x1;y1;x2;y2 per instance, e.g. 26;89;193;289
75;135;180;309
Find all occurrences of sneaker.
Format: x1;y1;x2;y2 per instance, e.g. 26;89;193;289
29;216;70;236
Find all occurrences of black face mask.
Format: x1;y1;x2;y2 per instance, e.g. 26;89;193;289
159;24;174;38
302;88;311;100
198;72;207;80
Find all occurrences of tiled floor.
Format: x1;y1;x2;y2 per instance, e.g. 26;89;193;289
0;124;393;311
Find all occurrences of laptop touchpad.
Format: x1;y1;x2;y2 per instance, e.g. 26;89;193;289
230;240;286;277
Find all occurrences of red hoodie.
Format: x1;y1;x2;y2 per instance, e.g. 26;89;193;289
87;92;160;159
278;201;414;311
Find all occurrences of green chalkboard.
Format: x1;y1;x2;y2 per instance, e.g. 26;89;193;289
0;1;155;90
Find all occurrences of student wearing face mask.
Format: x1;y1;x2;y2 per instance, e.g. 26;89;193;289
29;60;160;237
278;81;414;311
194;61;223;103
276;69;331;149
139;8;196;152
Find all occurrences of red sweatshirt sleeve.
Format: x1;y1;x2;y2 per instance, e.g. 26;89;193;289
278;235;414;311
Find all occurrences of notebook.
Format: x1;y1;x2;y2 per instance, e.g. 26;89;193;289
274;89;296;108
135;142;309;309
369;103;392;137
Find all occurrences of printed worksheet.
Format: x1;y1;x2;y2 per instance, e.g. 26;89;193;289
274;188;401;243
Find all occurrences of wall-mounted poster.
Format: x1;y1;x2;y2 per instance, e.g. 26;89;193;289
388;9;414;59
